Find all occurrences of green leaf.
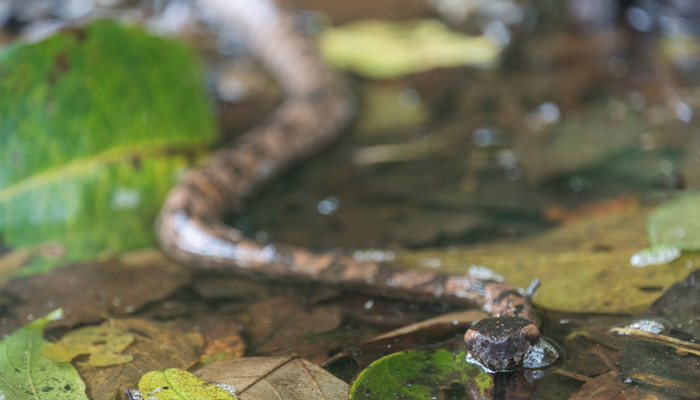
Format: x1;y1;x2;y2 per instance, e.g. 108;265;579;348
139;368;238;400
349;349;492;399
0;309;89;400
41;326;134;367
0;21;215;274
648;191;700;250
319;19;500;79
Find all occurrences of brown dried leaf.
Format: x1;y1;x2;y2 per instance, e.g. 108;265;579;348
248;296;342;358
200;334;246;364
77;318;204;400
195;356;349;400
569;371;661;400
324;310;486;372
1;249;191;330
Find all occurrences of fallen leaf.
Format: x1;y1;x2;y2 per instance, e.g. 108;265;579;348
349;349;492;399
395;207;695;314
41;326;134;366
76;318;203;400
0;309;89;400
0;20;214;274
332;310;485;370
199;335;246;365
320;19;500;78
195;356;349;400
617;268;700;399
248;296;342;358
569;371;660;400
1;249;191;331
648;191;700;250
139;368;238;400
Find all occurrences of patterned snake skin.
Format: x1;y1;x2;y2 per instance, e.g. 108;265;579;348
157;0;540;370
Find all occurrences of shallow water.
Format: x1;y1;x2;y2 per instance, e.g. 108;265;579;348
2;0;700;398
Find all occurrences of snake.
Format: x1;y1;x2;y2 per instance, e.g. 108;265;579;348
156;0;548;372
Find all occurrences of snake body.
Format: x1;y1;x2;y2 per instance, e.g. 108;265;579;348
157;0;541;371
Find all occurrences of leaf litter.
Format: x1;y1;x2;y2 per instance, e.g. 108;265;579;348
0;309;88;400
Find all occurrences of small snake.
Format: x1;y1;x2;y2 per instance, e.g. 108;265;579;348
157;0;544;371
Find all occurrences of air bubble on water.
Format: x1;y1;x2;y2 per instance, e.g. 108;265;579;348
213;383;238;396
364;299;374;310
675;102;692;122
630;246;680;267
523;338;559;369
467;265;504;282
622;319;666;334
317;196;338;215
398;88;420;109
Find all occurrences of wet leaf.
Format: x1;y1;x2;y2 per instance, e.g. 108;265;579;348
568;371;660;400
513;99;646;184
76;318;203;400
247;296;341;359
139;368;238;400
647;191;700;250
617;269;700;399
320;19;500;78
1;249;191;331
396;208;695;313
349;349;492;399
0;309;89;400
0;21;214;274
195;356;349;400
41;326;134;366
325;311;486;375
199;335;246;365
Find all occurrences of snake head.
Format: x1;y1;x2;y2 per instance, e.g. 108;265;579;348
464;316;540;371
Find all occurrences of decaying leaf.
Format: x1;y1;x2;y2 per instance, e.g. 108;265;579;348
199;335;246;365
617;269;700;399
1;249;191;331
327;310;486;371
247;296;342;359
76;318;203;400
320;19;500;78
0;309;89;400
195;356;349;400
568;371;660;400
139;368;238;400
41;326;134;366
395;208;695;314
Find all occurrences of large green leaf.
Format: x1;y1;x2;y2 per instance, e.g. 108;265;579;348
0;309;89;400
350;349;492;399
0;21;215;274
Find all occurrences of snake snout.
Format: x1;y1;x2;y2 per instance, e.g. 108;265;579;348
464;316;540;371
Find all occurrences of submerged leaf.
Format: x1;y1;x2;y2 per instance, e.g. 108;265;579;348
648;191;700;250
41;326;134;366
320;19;500;78
139;368;238;400
0;309;89;400
349;349;492;399
0;21;214;274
